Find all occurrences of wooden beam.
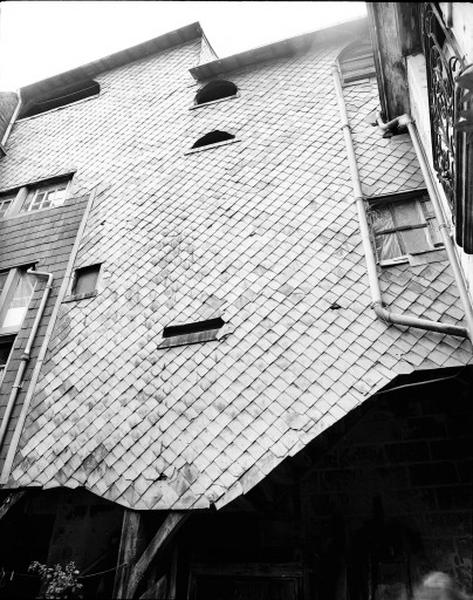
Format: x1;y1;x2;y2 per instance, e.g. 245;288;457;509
113;510;144;599
126;512;188;598
0;491;26;521
167;546;179;600
138;574;167;599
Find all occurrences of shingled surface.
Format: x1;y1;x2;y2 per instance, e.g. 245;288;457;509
1;30;471;509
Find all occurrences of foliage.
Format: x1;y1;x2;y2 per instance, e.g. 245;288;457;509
28;561;83;600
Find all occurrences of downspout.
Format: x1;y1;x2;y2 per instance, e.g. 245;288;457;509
378;112;473;343
1;91;22;148
331;65;468;339
1;187;99;483
0;269;53;452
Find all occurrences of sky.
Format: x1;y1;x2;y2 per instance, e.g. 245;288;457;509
0;1;366;91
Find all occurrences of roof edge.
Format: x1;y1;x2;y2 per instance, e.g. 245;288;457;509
189;17;368;81
20;21;204;101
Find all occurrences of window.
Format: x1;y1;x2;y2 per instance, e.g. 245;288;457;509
0;336;16;382
20;80;100;119
338;40;376;86
0;175;72;219
22;180;69;212
194;80;238;105
158;317;224;348
0;268;35;385
368;191;443;265
0;268;36;334
191;130;235;149
71;264;101;297
0;192;16;218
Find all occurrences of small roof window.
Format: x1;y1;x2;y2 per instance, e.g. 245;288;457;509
338;40;376;86
20;80;100;118
158;317;225;348
195;80;238;105
71;264;101;298
192;130;235;149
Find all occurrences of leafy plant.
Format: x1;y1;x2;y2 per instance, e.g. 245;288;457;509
28;561;83;600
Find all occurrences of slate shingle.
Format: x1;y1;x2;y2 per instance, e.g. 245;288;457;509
0;32;471;510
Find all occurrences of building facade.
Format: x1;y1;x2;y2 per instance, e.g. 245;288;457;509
0;8;471;600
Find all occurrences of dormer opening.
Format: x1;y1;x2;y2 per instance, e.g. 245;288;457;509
194;80;238;105
191;131;235;149
20;80;100;118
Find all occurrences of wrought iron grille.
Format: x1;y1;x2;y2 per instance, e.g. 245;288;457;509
422;2;473;252
422;2;462;213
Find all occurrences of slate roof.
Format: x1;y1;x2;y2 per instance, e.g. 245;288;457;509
3;25;472;510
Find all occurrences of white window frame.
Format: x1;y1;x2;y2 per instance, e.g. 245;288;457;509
0;267;36;335
0;334;16;386
22;180;71;213
0;175;73;220
0;267;36;386
368;189;444;266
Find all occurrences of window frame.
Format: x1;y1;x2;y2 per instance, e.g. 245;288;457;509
0;334;17;386
158;317;225;349
0;267;36;387
0;175;73;220
64;263;102;302
191;80;239;109
189;92;239;110
0;268;36;335
368;189;444;266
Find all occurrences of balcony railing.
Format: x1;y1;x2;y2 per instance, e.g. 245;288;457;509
422;2;473;253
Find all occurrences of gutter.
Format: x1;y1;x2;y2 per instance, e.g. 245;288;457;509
0;269;53;453
332;65;469;340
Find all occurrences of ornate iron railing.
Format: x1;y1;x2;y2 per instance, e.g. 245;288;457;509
422;2;473;252
423;3;461;211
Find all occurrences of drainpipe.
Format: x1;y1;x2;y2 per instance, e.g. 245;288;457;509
1;92;22;148
379;112;473;343
332;66;468;339
1;187;99;483
0;269;53;452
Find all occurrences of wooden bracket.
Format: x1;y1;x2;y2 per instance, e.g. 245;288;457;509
0;490;26;521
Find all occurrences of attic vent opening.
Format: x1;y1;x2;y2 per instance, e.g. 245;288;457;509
195;80;238;105
20;80;100;118
192;131;235;149
337;40;376;86
159;318;225;348
163;318;224;338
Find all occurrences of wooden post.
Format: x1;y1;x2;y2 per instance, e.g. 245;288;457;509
167;546;179;600
113;510;144;599
138;574;167;599
126;512;187;598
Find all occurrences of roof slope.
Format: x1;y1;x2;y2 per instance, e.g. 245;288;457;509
19;22;204;108
5;30;472;510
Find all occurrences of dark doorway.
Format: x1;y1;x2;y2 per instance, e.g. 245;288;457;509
193;575;300;600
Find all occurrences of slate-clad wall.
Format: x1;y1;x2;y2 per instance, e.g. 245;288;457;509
0;31;470;509
0;198;87;470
